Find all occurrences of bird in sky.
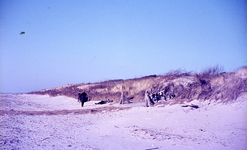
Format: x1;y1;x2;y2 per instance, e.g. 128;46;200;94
20;32;25;35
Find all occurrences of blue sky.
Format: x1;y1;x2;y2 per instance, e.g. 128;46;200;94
0;0;246;93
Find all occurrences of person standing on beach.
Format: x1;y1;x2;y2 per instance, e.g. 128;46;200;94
78;92;88;107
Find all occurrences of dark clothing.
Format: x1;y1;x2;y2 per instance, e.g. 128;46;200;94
78;92;88;107
95;100;113;105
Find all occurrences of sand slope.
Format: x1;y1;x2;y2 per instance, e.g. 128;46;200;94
0;94;247;150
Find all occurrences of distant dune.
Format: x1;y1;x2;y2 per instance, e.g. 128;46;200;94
29;66;247;104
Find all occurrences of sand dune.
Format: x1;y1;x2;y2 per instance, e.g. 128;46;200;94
0;94;246;150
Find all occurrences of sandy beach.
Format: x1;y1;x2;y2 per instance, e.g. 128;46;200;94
0;94;246;150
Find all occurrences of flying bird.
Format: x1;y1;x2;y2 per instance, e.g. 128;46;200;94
20;32;25;35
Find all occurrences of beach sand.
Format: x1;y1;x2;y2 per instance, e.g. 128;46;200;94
1;94;246;150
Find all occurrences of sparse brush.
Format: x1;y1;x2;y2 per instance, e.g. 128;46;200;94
163;69;192;81
165;69;192;76
200;65;224;76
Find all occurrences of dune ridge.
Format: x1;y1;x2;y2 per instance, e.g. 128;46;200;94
29;66;247;105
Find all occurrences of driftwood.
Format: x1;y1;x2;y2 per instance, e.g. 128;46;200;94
181;104;199;109
145;90;155;107
120;91;130;104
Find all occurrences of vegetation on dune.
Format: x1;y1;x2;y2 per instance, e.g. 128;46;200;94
155;66;246;104
29;66;247;104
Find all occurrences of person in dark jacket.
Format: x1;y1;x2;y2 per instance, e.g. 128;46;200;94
78;92;88;107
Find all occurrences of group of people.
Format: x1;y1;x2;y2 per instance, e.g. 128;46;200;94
145;90;175;107
78;90;175;107
149;91;175;102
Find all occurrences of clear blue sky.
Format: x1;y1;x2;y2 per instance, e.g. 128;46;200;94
0;0;246;93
